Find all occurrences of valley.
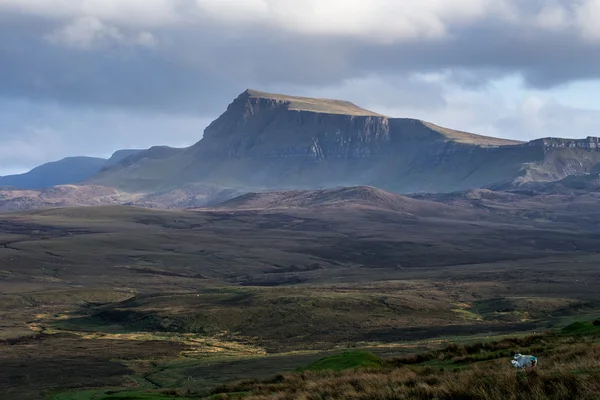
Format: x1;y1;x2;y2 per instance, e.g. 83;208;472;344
1;186;600;398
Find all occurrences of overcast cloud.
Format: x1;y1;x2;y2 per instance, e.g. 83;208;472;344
2;0;600;174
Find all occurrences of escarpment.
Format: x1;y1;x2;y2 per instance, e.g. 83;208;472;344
86;89;600;194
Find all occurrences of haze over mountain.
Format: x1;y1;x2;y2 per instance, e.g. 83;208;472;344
0;157;107;190
1;89;600;212
87;89;600;196
0;149;143;190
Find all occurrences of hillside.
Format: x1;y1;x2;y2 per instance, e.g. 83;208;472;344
0;157;107;189
0;149;144;190
0;183;241;212
86;89;600;195
215;185;459;215
104;149;144;166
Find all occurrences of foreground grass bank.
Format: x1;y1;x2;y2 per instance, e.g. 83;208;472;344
52;321;600;400
210;324;600;399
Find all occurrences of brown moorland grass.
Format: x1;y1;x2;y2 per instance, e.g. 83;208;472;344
209;334;600;400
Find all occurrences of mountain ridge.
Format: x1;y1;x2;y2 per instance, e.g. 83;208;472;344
0;157;107;189
4;89;600;206
88;88;600;195
0;149;144;190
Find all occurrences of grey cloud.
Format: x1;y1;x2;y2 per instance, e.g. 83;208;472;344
1;3;600;116
2;0;600;176
494;99;600;140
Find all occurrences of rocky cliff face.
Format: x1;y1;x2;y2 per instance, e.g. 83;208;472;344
526;137;600;149
195;90;519;162
87;89;600;194
195;90;393;160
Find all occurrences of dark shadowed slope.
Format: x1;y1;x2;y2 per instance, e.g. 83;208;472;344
0;157;107;189
104;149;144;166
0;149;145;190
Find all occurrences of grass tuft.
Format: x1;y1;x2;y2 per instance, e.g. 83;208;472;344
297;351;385;372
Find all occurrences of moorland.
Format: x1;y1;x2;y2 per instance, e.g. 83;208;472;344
1;186;600;399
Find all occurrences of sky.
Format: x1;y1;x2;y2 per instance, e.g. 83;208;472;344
2;0;600;175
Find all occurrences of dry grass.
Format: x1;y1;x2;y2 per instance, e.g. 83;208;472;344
210;336;600;400
421;121;523;147
246;89;385;117
74;331;266;358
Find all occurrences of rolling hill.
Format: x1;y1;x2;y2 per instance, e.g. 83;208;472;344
215;185;459;216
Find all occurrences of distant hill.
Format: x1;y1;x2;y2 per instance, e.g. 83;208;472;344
215;186;460;216
0;149;144;190
0;157;108;189
0;183;242;212
87;88;600;195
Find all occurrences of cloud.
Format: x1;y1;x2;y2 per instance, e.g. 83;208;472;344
0;0;495;41
0;0;184;27
3;0;598;43
576;0;600;40
0;0;599;116
1;0;600;174
495;97;600;140
194;0;497;42
45;16;157;49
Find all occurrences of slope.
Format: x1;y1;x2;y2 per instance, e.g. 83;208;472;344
104;149;144;166
0;184;242;212
0;149;146;190
215;185;459;216
0;157;107;189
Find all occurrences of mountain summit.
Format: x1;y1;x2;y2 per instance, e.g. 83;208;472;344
87;89;600;194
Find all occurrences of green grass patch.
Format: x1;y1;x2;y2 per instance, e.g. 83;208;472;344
52;389;107;400
561;320;600;335
297;351;385;372
97;390;190;399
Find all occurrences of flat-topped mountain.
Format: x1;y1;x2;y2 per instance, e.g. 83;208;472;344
75;89;600;195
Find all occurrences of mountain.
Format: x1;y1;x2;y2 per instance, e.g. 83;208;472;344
0;149;145;190
87;89;600;194
0;157;108;189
